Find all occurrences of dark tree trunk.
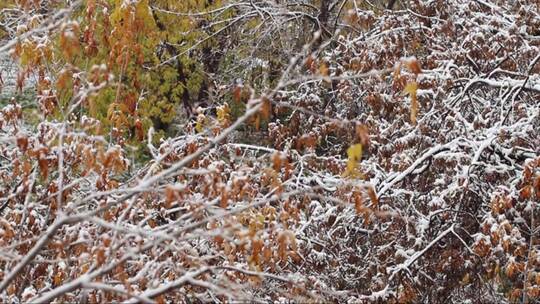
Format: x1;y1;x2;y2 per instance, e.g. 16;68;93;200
387;0;397;9
319;0;330;27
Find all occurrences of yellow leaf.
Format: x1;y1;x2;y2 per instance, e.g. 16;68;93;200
347;144;363;161
404;81;418;96
344;144;363;178
319;62;329;76
216;103;230;127
404;81;419;124
19;41;36;67
195;113;206;133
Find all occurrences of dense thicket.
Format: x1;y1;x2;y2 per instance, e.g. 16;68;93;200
1;0;539;303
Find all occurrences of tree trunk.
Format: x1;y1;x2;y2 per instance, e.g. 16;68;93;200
387;0;397;9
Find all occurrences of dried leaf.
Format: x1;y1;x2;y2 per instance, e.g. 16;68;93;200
405;81;419;124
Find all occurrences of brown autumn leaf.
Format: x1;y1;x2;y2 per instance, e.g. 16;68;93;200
53;270;64;286
404;57;422;75
305;55;314;71
355;124;370;147
233;85;243;102
220;187;229;208
272;152;282;171
519;185;532;200
95;248;106;266
16;134;28;152
38;156;48;180
261;96;272;120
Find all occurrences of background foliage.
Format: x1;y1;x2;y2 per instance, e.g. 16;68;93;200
1;0;540;303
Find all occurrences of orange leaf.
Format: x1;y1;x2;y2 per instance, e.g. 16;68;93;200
233;85;243;102
96;248;105;266
53;271;63;285
261;97;272;120
404;57;422;74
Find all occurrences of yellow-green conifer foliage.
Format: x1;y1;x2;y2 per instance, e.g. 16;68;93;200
87;0;159;142
0;1;15;39
140;0;227;133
